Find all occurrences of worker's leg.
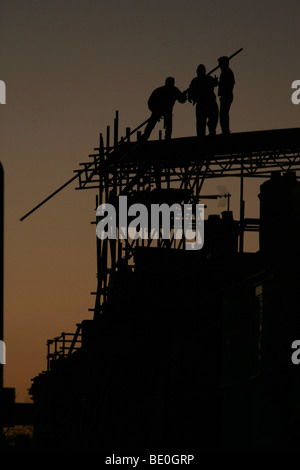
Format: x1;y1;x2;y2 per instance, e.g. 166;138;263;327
220;95;233;134
196;103;206;137
164;112;173;140
143;112;160;140
207;100;219;135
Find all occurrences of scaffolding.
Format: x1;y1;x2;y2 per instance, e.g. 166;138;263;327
24;112;300;364
73;113;300;318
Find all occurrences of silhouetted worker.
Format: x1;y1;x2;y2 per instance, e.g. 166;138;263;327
186;64;218;137
217;56;235;134
143;77;186;141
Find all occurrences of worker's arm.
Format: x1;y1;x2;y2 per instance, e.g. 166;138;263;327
176;87;187;104
185;80;196;104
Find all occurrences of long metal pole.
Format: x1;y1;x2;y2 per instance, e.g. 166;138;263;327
183;48;243;94
207;47;243;76
19;117;150;222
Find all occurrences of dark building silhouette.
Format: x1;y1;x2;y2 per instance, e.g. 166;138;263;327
259;171;300;257
27;123;300;450
28;202;300;449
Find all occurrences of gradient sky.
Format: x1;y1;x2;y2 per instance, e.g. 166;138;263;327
0;0;299;402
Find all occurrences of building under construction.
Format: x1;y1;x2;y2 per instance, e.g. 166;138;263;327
9;118;300;449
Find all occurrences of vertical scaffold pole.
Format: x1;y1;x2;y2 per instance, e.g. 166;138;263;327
114;110;119;149
239;159;245;253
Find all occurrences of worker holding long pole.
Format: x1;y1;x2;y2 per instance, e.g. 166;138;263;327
185;48;242;136
217;55;235;134
209;48;242;135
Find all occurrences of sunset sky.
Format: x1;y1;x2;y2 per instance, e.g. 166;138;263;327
0;0;299;402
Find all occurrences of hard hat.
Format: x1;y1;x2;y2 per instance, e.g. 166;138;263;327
218;56;229;66
165;77;175;86
197;64;206;75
